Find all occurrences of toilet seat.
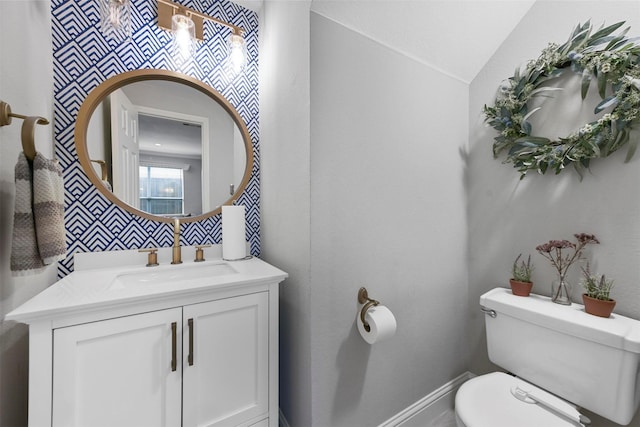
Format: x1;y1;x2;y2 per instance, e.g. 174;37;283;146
455;372;584;427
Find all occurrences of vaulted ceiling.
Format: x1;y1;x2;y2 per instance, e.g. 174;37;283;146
236;0;535;83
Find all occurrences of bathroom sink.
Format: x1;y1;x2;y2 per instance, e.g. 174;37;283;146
109;262;237;290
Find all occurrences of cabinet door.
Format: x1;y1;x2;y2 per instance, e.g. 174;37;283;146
183;292;269;427
52;308;182;427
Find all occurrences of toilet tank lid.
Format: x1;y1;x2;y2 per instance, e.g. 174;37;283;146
480;288;640;353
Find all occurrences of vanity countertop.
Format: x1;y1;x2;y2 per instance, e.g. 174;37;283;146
6;247;287;325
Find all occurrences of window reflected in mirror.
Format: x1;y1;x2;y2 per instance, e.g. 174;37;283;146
139;166;185;216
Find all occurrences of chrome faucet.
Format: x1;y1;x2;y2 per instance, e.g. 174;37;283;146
171;218;182;264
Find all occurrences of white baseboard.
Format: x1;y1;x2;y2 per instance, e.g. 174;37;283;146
378;371;474;427
278;371;474;427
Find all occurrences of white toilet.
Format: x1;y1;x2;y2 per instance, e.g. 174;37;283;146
455;287;640;427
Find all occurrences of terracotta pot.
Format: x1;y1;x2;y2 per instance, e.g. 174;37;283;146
582;294;616;318
509;279;533;297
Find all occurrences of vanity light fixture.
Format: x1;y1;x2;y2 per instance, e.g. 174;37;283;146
157;0;247;72
100;0;132;41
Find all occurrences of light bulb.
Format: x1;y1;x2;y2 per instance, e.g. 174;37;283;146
228;34;247;74
171;14;196;60
108;0;127;28
100;0;131;41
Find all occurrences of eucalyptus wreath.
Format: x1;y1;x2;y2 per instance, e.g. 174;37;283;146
484;21;640;179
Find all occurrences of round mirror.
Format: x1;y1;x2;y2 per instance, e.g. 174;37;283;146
75;69;253;223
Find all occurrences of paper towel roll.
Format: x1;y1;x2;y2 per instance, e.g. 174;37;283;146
222;205;246;260
357;305;397;344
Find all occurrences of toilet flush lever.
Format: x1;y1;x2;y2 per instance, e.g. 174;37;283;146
480;306;497;318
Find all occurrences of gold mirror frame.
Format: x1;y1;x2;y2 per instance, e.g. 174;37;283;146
75;69;254;224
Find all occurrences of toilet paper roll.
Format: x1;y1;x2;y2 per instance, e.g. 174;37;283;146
357;305;397;344
222;205;246;260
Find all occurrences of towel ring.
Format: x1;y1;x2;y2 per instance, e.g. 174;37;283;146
358;287;380;332
21;116;49;160
91;159;108;181
1;100;50;161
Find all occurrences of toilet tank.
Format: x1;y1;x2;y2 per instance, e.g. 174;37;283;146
481;287;640;425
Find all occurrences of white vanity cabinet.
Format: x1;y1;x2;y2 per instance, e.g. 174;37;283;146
182;292;269;427
52;308;183;427
53;292;269;427
5;250;287;427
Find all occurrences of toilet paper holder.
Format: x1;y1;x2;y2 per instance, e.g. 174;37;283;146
358;287;380;332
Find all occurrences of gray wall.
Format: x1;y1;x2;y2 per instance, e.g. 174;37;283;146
308;13;468;426
468;0;640;377
260;1;313;426
263;1;640;426
468;4;640;425
261;3;469;424
0;2;56;426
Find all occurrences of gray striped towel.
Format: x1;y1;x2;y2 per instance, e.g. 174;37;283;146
11;152;66;276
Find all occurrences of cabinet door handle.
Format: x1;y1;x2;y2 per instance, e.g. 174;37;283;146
171;322;177;372
188;318;194;366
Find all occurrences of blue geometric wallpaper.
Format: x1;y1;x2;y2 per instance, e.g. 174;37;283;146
51;0;260;277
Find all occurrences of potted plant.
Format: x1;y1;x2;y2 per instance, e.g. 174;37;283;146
580;264;616;318
510;254;534;296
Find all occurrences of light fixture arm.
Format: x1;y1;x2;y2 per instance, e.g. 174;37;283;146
157;0;244;41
